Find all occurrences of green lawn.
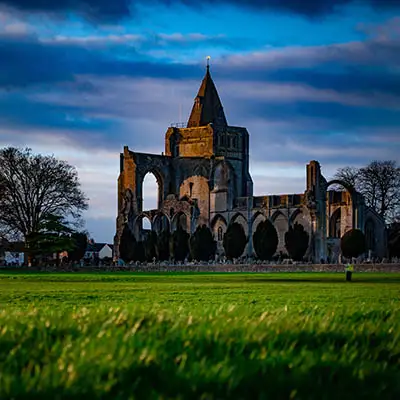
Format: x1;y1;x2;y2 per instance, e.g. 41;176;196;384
0;272;399;399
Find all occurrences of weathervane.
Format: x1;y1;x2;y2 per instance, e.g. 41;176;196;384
206;55;211;69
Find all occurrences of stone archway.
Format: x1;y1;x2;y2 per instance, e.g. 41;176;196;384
230;212;248;235
322;179;361;263
211;214;228;255
325;179;358;230
271;210;288;255
153;213;170;234
329;208;341;238
137;168;165;214
171;211;189;232
133;212;153;241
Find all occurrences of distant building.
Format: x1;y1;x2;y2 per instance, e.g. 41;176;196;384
112;65;385;261
85;243;114;260
0;241;25;266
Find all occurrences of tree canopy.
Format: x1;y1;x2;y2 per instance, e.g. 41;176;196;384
156;230;171;261
223;223;247;260
341;229;366;259
253;219;278;261
119;224;136;263
189;225;216;261
284;222;309;261
334;160;400;221
144;231;158;261
0;147;88;242
68;232;88;262
170;227;189;262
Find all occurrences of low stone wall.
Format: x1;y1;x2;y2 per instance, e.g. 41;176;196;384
104;263;400;273
2;263;400;273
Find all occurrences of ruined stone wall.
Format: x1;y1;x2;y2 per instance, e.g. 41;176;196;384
214;126;251;197
364;208;387;258
118;147;136;212
165;126;214;158
326;191;353;239
211;199;310;258
180;176;210;227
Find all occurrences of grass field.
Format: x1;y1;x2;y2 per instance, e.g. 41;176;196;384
0;272;399;399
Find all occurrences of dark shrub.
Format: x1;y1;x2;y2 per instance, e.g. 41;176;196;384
341;229;366;259
157;230;171;261
170;227;189;261
285;222;309;261
119;224;136;263
223;223;247;260
190;225;216;261
253;219;279;261
144;231;158;261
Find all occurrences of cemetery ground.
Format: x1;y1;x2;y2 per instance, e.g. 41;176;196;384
0;272;399;399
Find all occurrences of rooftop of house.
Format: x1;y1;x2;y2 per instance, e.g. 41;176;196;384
86;243;114;253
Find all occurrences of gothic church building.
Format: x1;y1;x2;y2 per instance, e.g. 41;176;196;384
115;66;386;262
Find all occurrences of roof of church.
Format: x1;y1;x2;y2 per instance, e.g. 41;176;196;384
187;65;228;128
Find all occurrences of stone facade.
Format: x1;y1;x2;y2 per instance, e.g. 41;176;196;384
114;66;387;261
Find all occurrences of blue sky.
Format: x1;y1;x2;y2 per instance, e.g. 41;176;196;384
1;0;399;243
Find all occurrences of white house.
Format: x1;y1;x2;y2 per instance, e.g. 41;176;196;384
4;251;24;266
84;243;114;260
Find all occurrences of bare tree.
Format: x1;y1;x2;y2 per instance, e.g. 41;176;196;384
334;161;400;221
359;161;400;220
333;166;360;191
0;147;88;262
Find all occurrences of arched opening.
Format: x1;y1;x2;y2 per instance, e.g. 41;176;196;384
211;214;227;255
365;219;376;251
329;208;341;238
142;216;152;231
134;214;152;241
231;213;248;236
251;213;265;237
326;179;356;231
172;212;188;232
271;211;288;254
290;209;311;241
142;172;159;212
153;213;170;233
229;213;248;257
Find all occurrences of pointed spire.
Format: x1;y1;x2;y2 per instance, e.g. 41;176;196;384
187;60;227;128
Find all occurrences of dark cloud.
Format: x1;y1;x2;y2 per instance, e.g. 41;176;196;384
233;100;400;130
1;26;399;171
2;31;400;100
1;0;400;22
265;68;400;97
0;33;202;89
0;92;117;133
0;0;132;23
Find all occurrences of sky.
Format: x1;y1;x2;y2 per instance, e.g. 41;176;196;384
1;0;400;243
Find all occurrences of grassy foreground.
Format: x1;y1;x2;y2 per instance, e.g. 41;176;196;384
0;272;399;399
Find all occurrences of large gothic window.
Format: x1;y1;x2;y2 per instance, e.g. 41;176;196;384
143;172;159;211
